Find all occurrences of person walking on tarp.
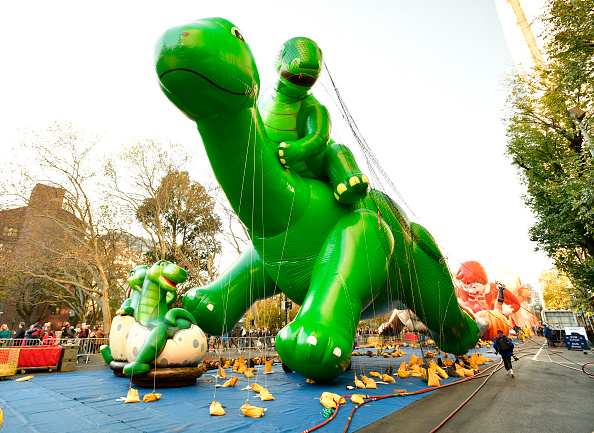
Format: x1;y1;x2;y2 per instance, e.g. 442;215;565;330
493;329;516;378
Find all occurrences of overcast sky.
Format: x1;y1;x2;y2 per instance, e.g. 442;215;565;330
0;0;553;290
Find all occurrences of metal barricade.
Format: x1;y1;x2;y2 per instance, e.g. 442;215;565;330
204;336;277;359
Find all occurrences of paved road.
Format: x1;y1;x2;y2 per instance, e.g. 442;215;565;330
357;337;594;433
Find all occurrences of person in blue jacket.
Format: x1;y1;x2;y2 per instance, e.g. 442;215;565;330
543;323;555;347
493;329;516;378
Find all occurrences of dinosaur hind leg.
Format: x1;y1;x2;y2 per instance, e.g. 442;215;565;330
123;323;168;375
407;223;479;355
275;211;394;382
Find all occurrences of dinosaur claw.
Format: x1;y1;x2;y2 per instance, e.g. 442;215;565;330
349;176;360;187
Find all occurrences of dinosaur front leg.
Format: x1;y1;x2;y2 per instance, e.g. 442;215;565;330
275;211;394;382
182;244;276;336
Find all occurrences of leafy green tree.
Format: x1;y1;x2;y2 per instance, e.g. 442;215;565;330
504;0;594;309
136;170;223;288
106;140;227;297
539;268;573;310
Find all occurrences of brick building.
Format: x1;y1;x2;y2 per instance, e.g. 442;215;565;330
0;184;73;331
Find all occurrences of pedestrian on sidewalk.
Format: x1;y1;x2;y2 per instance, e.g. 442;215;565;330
493;329;516;378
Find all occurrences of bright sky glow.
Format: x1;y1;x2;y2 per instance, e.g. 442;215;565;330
0;0;553;289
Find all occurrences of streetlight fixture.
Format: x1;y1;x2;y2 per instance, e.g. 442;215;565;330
568;106;594;158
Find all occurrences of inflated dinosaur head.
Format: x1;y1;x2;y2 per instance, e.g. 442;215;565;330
147;260;188;292
155;17;259;121
127;265;148;292
274;37;323;98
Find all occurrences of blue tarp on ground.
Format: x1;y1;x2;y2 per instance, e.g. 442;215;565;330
0;346;499;433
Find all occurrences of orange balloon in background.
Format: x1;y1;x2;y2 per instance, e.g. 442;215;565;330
475;309;509;341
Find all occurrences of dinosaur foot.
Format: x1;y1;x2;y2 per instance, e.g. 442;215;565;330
275;318;353;382
99;345;114;365
334;174;370;205
123;361;151;376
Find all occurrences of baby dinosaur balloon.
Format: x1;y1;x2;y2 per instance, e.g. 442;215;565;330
259;36;369;204
155;17;479;382
123;260;196;375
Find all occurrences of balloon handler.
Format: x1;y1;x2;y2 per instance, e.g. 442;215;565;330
493;328;516;378
101;261;207;383
156;17;480;382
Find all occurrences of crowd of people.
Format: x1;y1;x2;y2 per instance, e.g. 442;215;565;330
0;320;107;349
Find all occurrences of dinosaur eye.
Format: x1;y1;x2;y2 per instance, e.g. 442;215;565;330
231;26;245;42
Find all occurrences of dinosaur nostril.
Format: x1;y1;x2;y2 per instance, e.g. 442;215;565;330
182;31;190;37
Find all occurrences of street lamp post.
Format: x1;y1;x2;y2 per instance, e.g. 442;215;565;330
568;107;594;158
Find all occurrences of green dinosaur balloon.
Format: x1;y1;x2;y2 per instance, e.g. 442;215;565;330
116;265;148;317
123;260;196;375
155;17;479;382
259;37;369;204
100;265;149;364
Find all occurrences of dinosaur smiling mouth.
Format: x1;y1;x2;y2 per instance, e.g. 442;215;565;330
159;68;252;96
163;276;177;287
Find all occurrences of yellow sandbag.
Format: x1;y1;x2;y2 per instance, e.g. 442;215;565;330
354;374;366;388
306;378;316;384
410;372;422;377
237;365;246;374
350;394;367;404
369;371;381;377
210;400;226;416
222;376;238;387
15;375;34;382
240;403;264;418
259;388;275;401
361;375;378;389
397;362;409;378
382;374;396;383
124;388;141;403
251;382;264;393
264;359;273;373
244;370;255;378
463;368;475;377
219;365;226;379
435;365;449;379
427;369;441;387
421;368;428;382
320;392;345;408
143;393;162;402
409;354;419;366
